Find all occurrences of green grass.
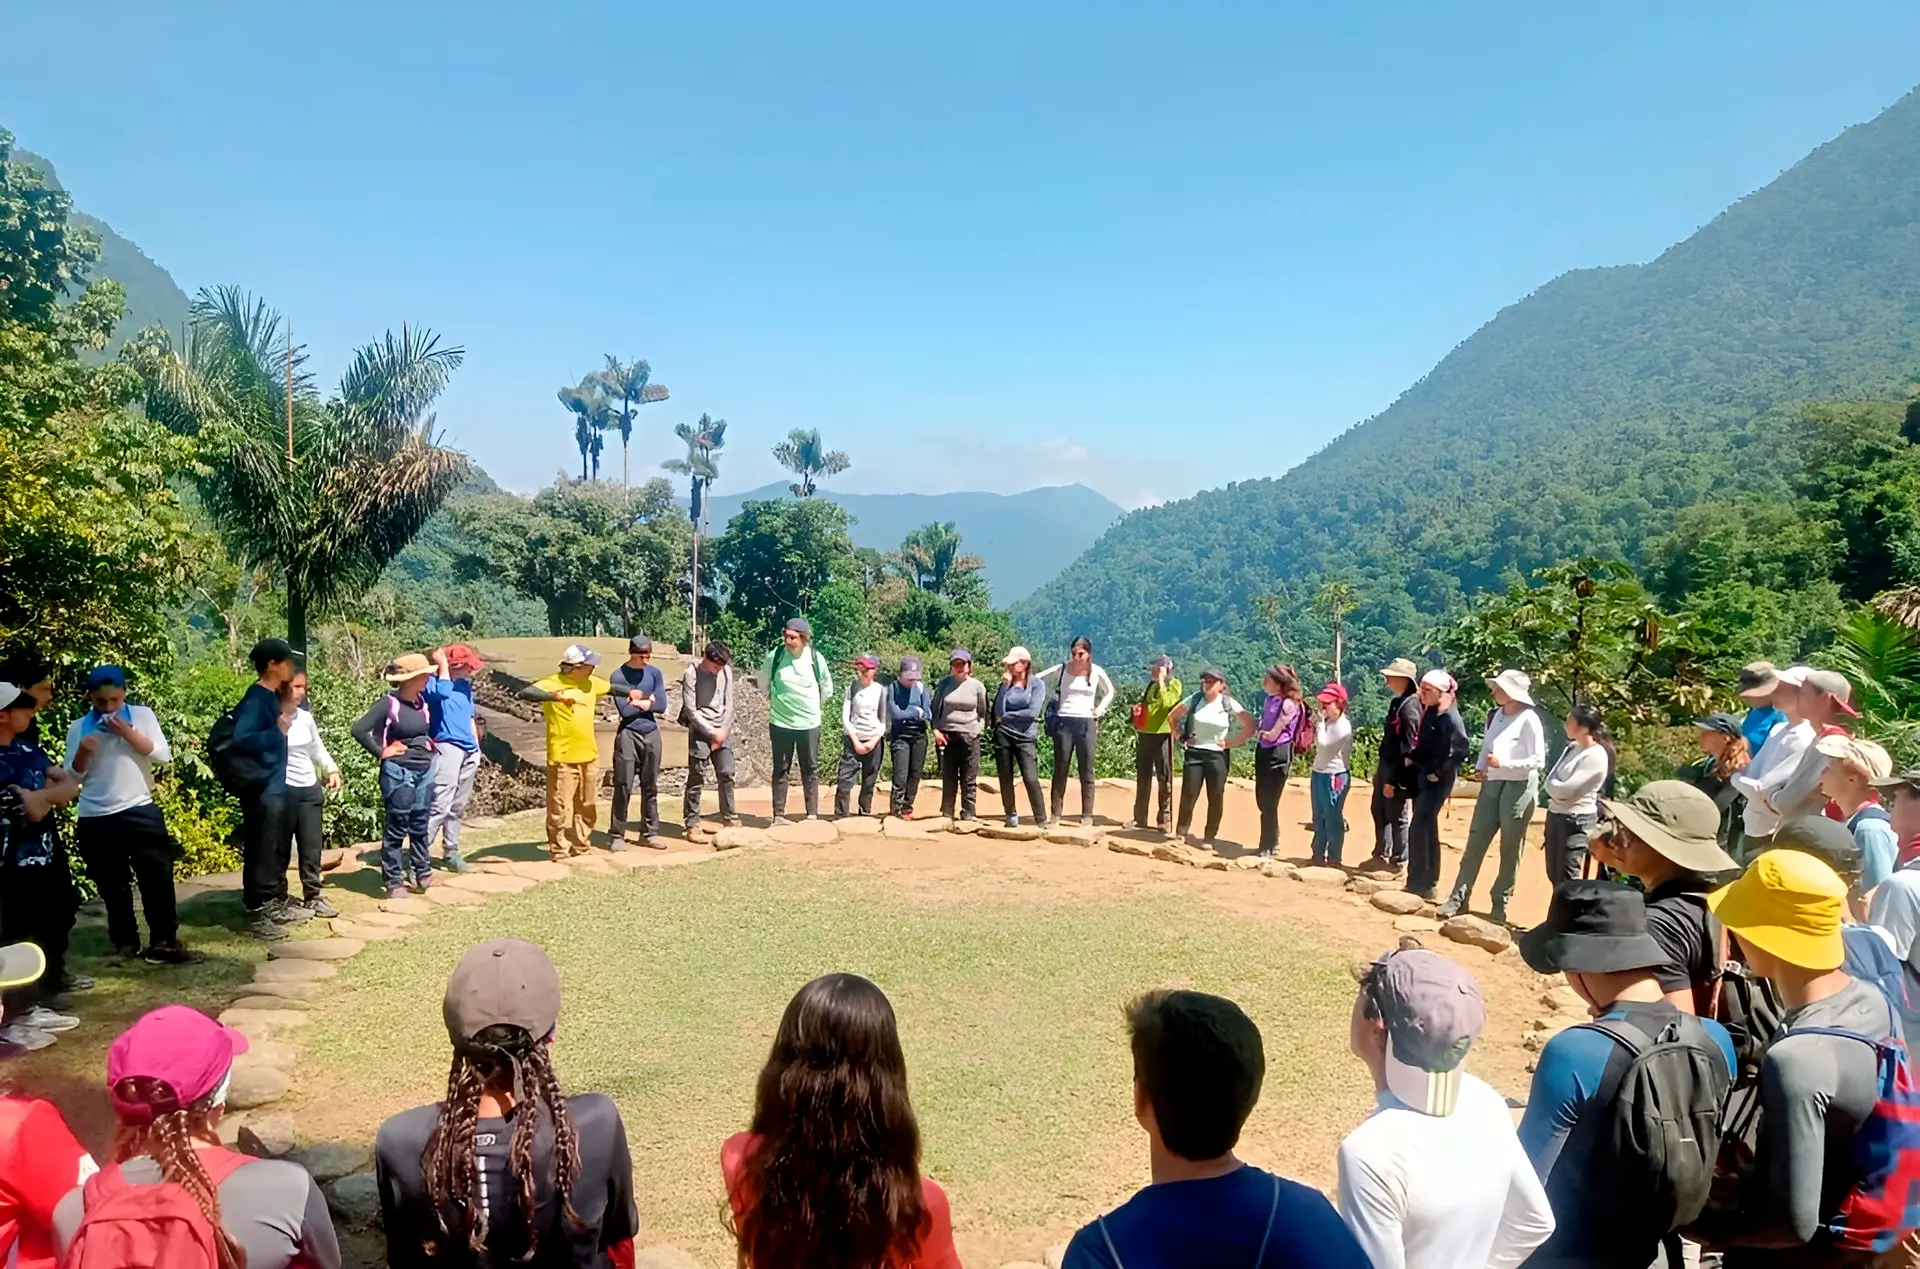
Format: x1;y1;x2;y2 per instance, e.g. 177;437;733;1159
294;853;1372;1262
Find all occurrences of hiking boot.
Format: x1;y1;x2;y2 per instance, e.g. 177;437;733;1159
305;896;340;920
1005;815;1020;828
249;909;290;940
139;940;203;965
0;1022;55;1051
1435;897;1464;919
21;1006;78;1033
386;885;409;901
443;852;474;874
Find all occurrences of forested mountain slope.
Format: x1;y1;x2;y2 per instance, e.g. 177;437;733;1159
1016;86;1920;668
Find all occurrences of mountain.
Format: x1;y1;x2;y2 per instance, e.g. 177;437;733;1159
705;483;1124;604
1015;85;1920;674
11;146;193;348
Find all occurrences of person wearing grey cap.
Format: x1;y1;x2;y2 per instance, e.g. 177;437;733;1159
374;938;637;1268
1517;880;1735;1268
1678;712;1750;858
762;618;833;824
1338;949;1553;1269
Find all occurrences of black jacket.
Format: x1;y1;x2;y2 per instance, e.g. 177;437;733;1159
1409;705;1469;785
229;683;289;791
1376;689;1424;782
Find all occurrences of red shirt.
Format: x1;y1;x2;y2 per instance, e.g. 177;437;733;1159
721;1132;961;1269
0;1098;95;1269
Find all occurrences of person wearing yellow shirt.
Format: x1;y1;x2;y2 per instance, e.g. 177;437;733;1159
517;644;612;860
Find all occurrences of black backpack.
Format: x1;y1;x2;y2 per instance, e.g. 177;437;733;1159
1716;957;1787;1085
1556;1013;1731;1248
204;705;247;796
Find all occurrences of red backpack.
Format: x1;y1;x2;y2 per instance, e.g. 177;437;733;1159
67;1148;252;1269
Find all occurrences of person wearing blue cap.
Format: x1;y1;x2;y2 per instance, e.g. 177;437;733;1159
65;666;196;964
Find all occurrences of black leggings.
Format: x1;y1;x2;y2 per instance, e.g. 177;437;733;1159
996;731;1046;822
770;725;821;818
1050;716;1097;819
1371;778;1412;864
938;731;981;819
1406;775;1455;897
1;851;75;1014
890;732;927;816
267;782;327;901
1177;748;1231;841
1254;745;1290;853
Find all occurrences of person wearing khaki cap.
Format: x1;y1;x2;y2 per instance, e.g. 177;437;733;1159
1588;780;1737;1016
351;654;440;900
1868;765;1920;1042
375;939;638;1266
1817;734;1898;903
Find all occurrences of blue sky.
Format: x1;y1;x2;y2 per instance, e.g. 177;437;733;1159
6;2;1920;508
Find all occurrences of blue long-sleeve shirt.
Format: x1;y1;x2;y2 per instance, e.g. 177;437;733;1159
609;663;666;735
888;682;931;738
229;682;288;792
994;679;1047;741
422;675;478;751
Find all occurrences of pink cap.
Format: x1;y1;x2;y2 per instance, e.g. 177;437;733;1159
107;1006;249;1124
854;653;880;669
1317;682;1350;707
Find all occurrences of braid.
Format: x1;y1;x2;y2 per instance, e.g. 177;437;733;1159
421;1055;487;1255
115;1108;247;1269
506;1052;540;1260
525;1043;583;1227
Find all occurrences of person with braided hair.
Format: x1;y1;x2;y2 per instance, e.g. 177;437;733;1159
374;938;637;1269
723;972;961;1269
52;1005;340;1269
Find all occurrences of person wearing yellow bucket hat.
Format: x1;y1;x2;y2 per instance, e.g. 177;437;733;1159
1694;848;1903;1260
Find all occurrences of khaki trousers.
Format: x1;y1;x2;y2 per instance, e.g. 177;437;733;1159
546;761;597;857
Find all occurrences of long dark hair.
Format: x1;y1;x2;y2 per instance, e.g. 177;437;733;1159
111;1080;247;1269
1567;704;1618;795
1264;664;1303;703
734;973;929;1269
421;1024;581;1258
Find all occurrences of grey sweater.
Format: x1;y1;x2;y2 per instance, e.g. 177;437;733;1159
679;663;735;742
932;676;990;738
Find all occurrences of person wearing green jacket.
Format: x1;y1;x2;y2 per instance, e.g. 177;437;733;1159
761;617;833;824
1131;655;1184;830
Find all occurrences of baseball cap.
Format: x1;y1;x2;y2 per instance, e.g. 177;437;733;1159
949;648;973;665
1776;665;1812;689
1420;669;1456;693
1871;765;1920;797
784;617;813;638
1815;733;1892;781
1769;815;1863;879
1380;658;1420;682
1708;848;1848;971
1737;661;1781;700
1695;712;1742;738
897;655;923;684
442;643;485;672
444;938;562;1049
107;1006;250;1124
628;635;653;654
1317;682;1349;707
86;665;127;691
854;653;879;669
1364;949;1485;1116
1199;666;1226;684
559;643;600;667
1002;646;1033;666
1803;668;1860;717
1599;780;1737;874
0;683;25;712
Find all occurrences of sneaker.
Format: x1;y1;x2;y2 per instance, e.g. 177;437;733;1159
21;1006;78;1033
771;816;793;827
386;885;409;901
721;816;743;828
1081;814;1096;828
271;900;313;925
305;896;340;920
607;836;630;853
1256;847;1275;860
1005;815;1020;828
443;853;474;874
61;973;96;993
0;1023;54;1051
139;940;203;965
249;910;291;941
1436;898;1464;919
897;810;913;821
641;834;668;850
805;814;822;821
110;943;142;963
408;873;432;894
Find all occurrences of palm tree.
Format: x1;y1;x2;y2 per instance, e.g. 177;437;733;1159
894;522;982;596
558;376;612;481
772;427;850;498
662;414;728;644
599;356;665;486
136;286;468;651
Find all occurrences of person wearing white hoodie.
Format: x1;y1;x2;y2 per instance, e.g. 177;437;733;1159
1438;670;1546;927
1730;665;1817;851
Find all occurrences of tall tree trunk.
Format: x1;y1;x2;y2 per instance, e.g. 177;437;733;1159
286;581;308;655
1332;618;1343;682
691;528;702;651
623;438;630;488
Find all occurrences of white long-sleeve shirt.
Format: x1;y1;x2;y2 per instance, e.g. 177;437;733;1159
1731;718;1815;838
284;707;339;789
1037;663;1115;719
1313;715;1354;774
1336;1074;1556;1269
1545;743;1609;816
66;705;171;818
841;681;887;744
1476;708;1546;780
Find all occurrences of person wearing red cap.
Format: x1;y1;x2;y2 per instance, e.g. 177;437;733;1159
52;1005;340;1269
1309;683;1355;866
424;644;487;871
0;940;95;1269
375;938;636;1268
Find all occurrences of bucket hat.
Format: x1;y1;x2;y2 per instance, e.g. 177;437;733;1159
383;653;433;683
1707;849;1847;972
1485;669;1534;706
1381;657;1420;682
1768;815;1863;879
1599;780;1737;874
1519;880;1668;975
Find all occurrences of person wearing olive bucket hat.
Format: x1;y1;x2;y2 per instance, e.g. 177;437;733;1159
1588;780;1738;1017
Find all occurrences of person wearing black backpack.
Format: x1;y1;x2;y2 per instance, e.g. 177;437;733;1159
1518;880;1736;1268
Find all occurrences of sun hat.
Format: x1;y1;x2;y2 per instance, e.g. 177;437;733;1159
1803;668;1860;718
854;653;879;669
559;643;600;667
1871;765;1920;797
86;665;127;691
383;653;434;683
442;643;485;672
1707;849;1847;972
1519;880;1669;976
1737;661;1781;700
1486;668;1534;706
784;617;813;638
949;648;973;666
1381;658;1420;683
897;655;923;685
1002;646;1033;666
1364;949;1485;1117
1768;815;1863;879
1599;779;1738;874
107;1006;249;1124
1420;669;1456;693
0;941;45;989
444;938;562;1049
1815;733;1892;781
628;635;653;654
1317;682;1349;707
1695;712;1742;738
